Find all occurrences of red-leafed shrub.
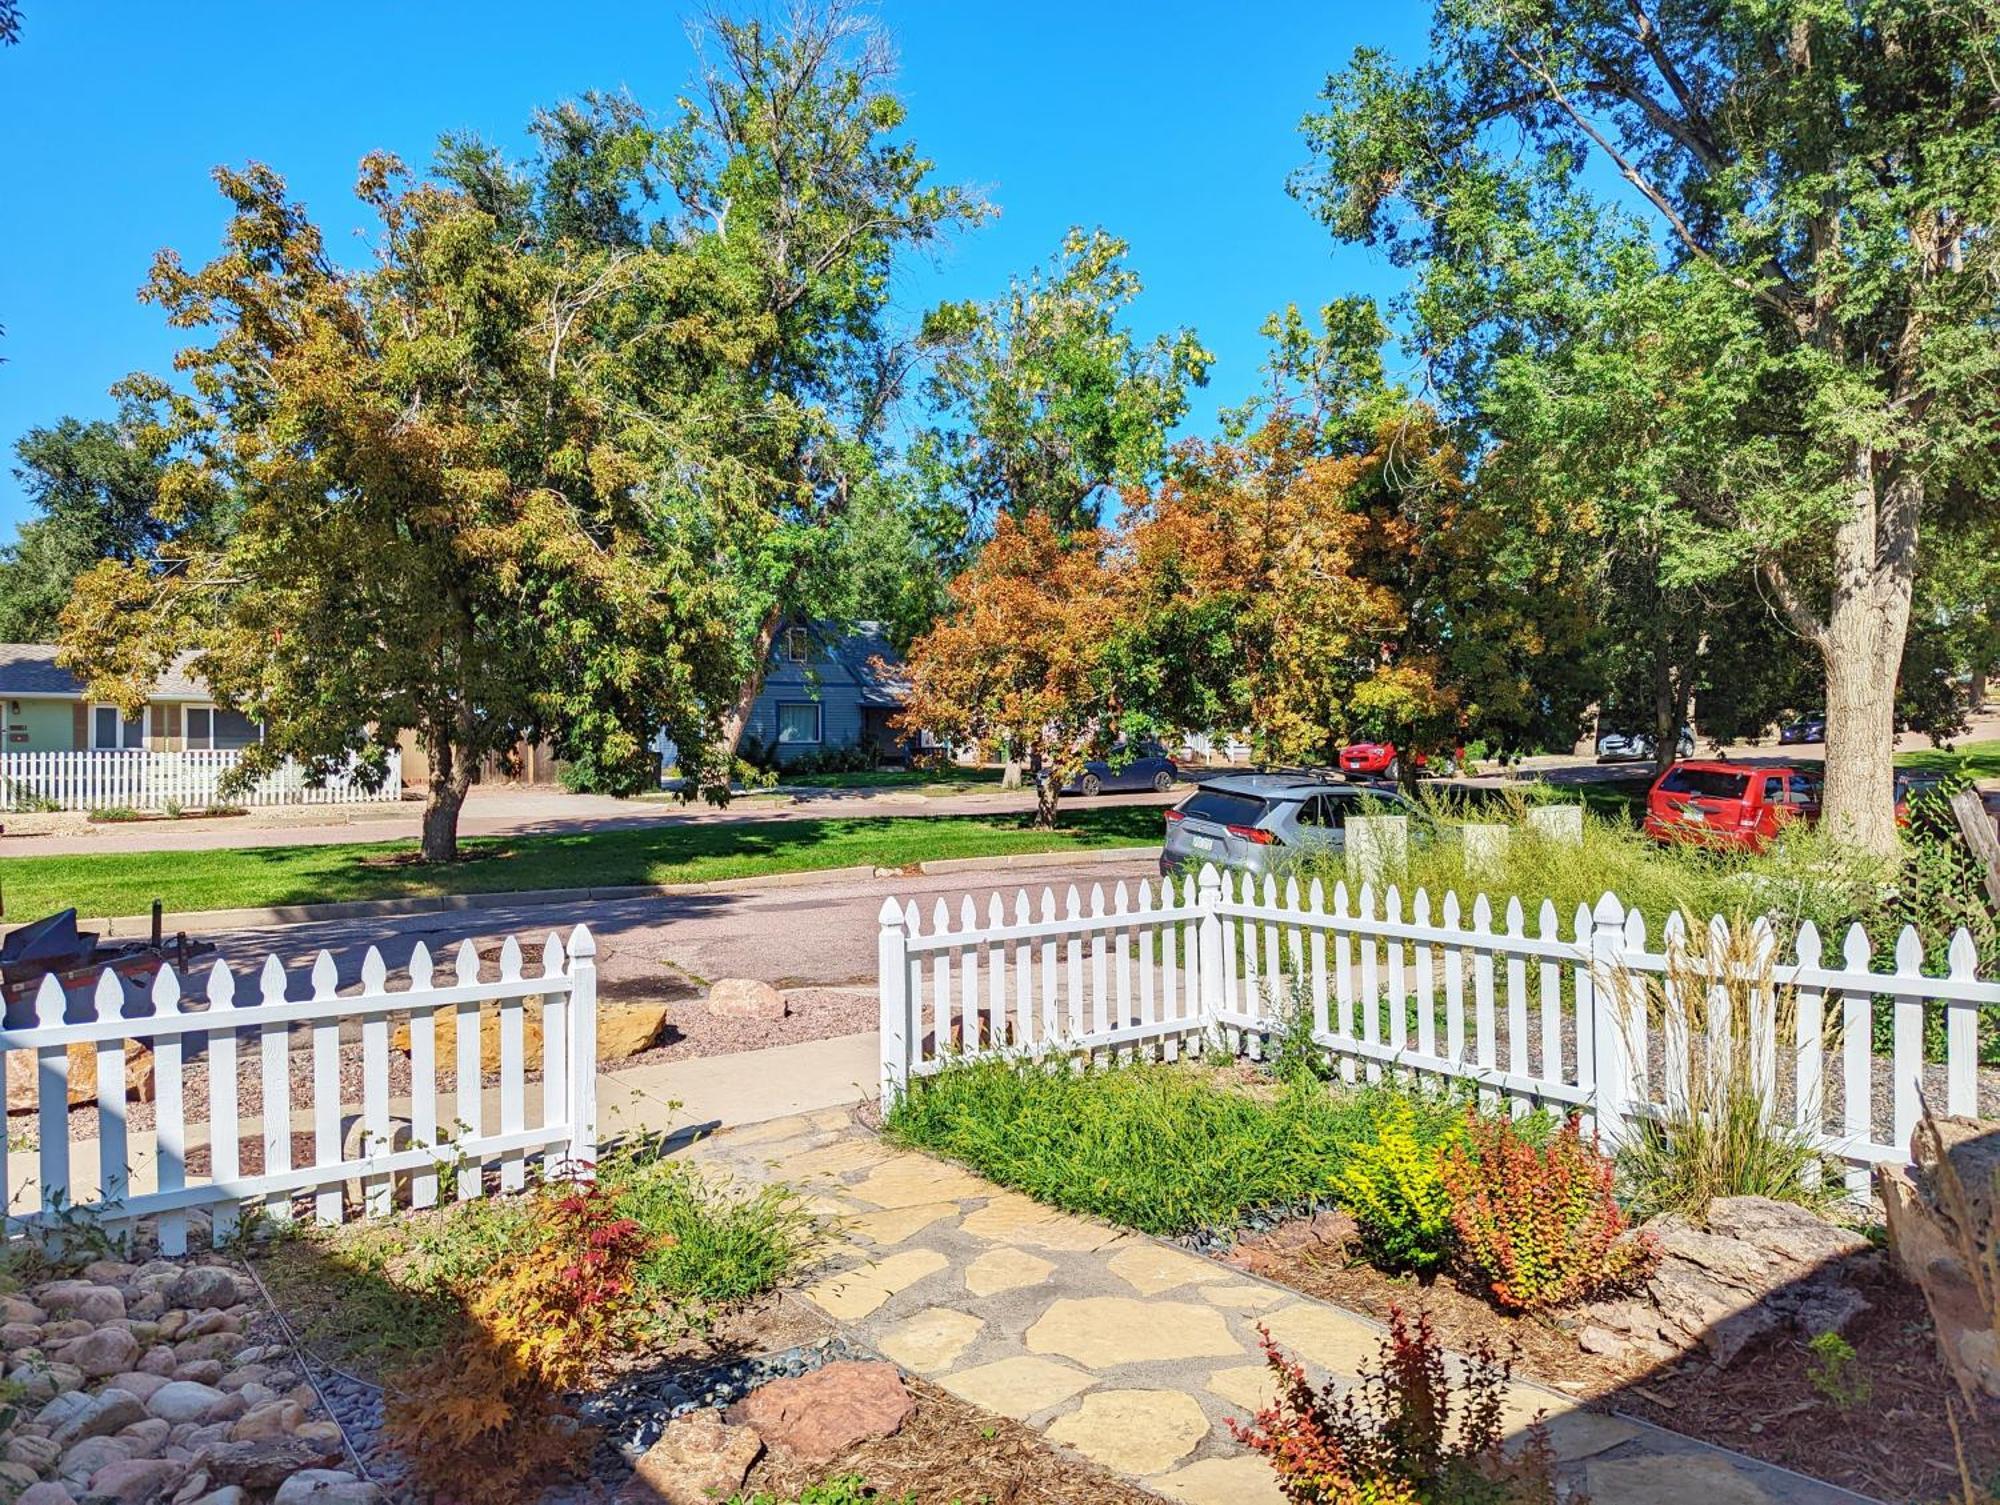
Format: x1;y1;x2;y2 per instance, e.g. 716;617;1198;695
1442;1108;1653;1312
1229;1306;1562;1504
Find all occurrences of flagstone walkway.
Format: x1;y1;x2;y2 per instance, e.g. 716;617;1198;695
680;1110;1871;1505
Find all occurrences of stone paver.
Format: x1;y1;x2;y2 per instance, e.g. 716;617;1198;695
683;1114;1878;1505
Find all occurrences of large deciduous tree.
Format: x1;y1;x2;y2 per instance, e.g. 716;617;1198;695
60;155;741;860
1296;0;2000;853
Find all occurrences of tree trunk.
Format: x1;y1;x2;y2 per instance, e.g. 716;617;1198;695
717;606;786;761
1817;466;1918;858
1034;768;1060;828
1000;758;1023;791
1651;652;1681;778
419;725;474;864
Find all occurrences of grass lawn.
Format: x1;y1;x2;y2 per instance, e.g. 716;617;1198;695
9;806;1164;919
1899;737;2000;780
778;766;1007;792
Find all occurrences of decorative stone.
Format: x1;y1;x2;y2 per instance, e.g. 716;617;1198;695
1583;1453;1774;1504
2;1323;44;1350
842;1201;961;1246
38;1284;125;1324
192;1437;342;1490
875;1308;984;1374
7;1432;60;1472
63;1327;140;1379
1199;1282;1286;1312
844;1158;988;1210
148;1384;228;1425
6;1039;155;1113
50;1390;146;1448
16;1484;75;1505
804;1249;947;1320
228;1400;303;1443
164;1269;239;1313
116;1418;171;1454
704;978;785;1021
614;1410;762;1505
936;1356;1095;1420
1259;1305;1382;1376
962;1247;1053;1297
725;1361;913;1465
271;1471;385;1504
1153;1455;1287;1505
391;1001;668;1066
1106;1244;1230;1296
1206;1363;1280;1414
83;1456;187;1503
58;1434;132;1483
1025;1298;1241;1368
960;1192;1124;1253
1045;1388;1208;1474
1880;1113;2000;1399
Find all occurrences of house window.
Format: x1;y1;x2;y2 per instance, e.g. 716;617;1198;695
785;628;810;663
90;705;146;750
185;705;264;751
776;702;822;745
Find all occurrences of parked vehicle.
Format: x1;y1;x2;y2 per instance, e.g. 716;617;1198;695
1895;766;1951;817
1778;713;1826;745
1058;742;1178;797
1594;726;1696;763
1160;772;1422;878
1643;760;1821;851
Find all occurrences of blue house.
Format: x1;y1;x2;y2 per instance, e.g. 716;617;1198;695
741;620;916;765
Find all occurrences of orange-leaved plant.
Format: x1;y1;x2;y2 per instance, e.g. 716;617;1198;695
1441;1108;1653;1313
385;1183;657;1504
1229;1306;1562;1504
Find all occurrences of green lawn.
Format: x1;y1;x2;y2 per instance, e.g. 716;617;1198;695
1898;738;2000;779
778;765;1007;791
12;807;1164;919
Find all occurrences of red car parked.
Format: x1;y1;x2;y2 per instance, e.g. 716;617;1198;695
1644;760;1821;851
1338;742;1450;778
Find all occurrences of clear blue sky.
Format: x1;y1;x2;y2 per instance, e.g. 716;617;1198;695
0;1;1431;543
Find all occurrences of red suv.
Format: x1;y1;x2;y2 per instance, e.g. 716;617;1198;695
1644;760;1821;851
1338;742;1458;778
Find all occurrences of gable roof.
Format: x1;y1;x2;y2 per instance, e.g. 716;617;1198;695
0;644;209;702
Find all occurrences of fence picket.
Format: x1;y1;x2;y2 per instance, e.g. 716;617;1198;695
960;895;982;1055
497;936;526;1195
1443;893;1466;1068
204;960;240;1241
258;956;291;1223
1472;895;1496;1107
1504;897;1527;1112
93;971;129;1214
1948;928;1979;1118
1892;926;1925;1159
454;941;484;1203
987;894;1009;1051
1413;889;1436;1066
1537;900;1561;1085
1014;891;1035;1052
408;942;439;1210
1385;886;1407;1072
360;947;392;1217
1841;926;1874;1199
309;952;341;1225
539;933;567;1164
152;966;187;1256
1334;883;1357;1081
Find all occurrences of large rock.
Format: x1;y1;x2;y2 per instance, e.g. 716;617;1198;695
193;1437;342;1491
1573;1196;1875;1367
6;1038;155;1114
166;1268;241;1312
725;1360;912;1464
1879;1113;2000;1398
390;1001;668;1069
616;1409;762;1505
272;1471;384;1504
81;1456;187;1503
705;979;785;1022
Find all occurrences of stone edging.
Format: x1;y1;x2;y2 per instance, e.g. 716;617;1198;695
87;847;1161;937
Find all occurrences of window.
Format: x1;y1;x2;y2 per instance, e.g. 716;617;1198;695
1179;790;1268;827
785;628;810;663
776;701;822;745
91;705;145;750
1658;766;1750;800
185;705;263;751
1296;793;1349;829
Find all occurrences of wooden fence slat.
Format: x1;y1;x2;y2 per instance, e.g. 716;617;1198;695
454;941;484;1202
152;966;188;1256
497;937;526;1195
205;960;241;1242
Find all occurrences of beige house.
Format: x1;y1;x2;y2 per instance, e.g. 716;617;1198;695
0;644;261;754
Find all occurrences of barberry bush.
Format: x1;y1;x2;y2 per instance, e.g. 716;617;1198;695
1331;1095;1463;1273
1441;1108;1653;1312
1231;1306;1562;1504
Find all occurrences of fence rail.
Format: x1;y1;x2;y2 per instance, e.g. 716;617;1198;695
1;924;597;1250
0;748;403;812
878;863;1996;1182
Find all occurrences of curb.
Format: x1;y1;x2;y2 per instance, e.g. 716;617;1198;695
85;847;1161;937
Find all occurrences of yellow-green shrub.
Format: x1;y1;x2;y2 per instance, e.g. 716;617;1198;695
1331;1096;1463;1273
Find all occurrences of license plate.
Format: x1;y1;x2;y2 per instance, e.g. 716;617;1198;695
1682;807;1705;823
1190;835;1215;853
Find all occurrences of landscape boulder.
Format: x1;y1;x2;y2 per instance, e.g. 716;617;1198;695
6;1038;155;1115
725;1360;913;1464
1879;1112;2000;1398
705;978;786;1022
390;1001;669;1068
616;1409;763;1505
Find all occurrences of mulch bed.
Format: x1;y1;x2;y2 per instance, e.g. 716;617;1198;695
1227;1208;2000;1504
746;1374;1160;1505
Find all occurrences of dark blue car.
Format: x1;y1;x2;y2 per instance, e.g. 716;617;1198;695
1057;742;1180;797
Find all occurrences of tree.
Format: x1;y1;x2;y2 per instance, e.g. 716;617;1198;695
1296;0;2000;853
0;406;192;642
898;511;1123;828
915;227;1211;537
60;154;741;860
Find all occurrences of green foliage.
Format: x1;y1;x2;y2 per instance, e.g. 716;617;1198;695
1806;1332;1871;1409
1330;1095;1464;1275
729;1480;916;1505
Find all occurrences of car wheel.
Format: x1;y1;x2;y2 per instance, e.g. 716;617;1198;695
1080;773;1102;797
1152;770;1174;792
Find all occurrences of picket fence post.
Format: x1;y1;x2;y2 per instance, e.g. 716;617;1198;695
565;925;598;1181
1196;863;1225;1032
1588;892;1631;1147
878;898;912;1110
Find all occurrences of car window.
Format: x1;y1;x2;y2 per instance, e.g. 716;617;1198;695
1658;767;1751;800
1179;790;1268;827
1783;772;1822;804
1295;794;1344;828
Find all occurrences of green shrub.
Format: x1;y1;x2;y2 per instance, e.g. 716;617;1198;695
1330;1094;1465;1274
729;1480;914;1505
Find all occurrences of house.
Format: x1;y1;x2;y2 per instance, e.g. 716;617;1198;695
740;620;915;765
0;643;261;753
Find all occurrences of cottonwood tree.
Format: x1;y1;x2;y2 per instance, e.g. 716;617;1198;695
1297;0;2000;852
898;511;1124;828
60;155;740;860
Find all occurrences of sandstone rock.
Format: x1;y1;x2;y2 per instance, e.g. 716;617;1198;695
705;978;785;1021
163;1271;238;1313
38;1285;126;1324
17;1483;74;1505
9;1431;61;1472
43;1321;96;1346
110;1373;167;1404
616;1410;762;1505
64;1328;140;1380
81;1262;137;1286
82;1456;187;1504
1880;1113;2000;1399
227;1400;302;1443
59;1435;132;1484
7;1039;155;1114
4;1322;46;1350
1;1296;46;1325
192;1437;341;1491
146;1384;227;1426
50;1391;146;1448
389;1000;667;1071
172;1362;223;1387
272;1472;382;1505
725;1360;913;1464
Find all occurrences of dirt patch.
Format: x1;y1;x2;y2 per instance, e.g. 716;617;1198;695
745;1373;1159;1505
1227;1209;2000;1504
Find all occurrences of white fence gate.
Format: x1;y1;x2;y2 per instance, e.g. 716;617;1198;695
1;924;597;1251
0;748;403;812
878;864;2000;1182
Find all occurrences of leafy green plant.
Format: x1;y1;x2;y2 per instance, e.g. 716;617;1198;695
1806;1332;1871;1409
1331;1095;1464;1274
86;805;144;823
729;1480;916;1505
1442;1110;1652;1311
1231;1307;1560;1504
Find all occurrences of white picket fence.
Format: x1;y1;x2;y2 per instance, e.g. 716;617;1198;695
0;748;403;812
877;864;2000;1182
1;925;598;1251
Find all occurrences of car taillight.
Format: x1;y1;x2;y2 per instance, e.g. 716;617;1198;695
1164;809;1185;823
1226;823;1274;845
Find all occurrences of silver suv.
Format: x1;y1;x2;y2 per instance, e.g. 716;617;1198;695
1159;772;1422;879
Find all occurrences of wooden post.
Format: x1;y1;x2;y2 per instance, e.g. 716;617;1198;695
1949;788;2000;913
1588;893;1630;1148
565;925;598;1181
878;898;911;1110
1197;863;1225;1037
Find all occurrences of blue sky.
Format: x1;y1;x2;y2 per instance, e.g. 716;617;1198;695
0;1;1431;543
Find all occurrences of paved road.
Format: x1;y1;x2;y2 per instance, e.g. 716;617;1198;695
192;852;1166;994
